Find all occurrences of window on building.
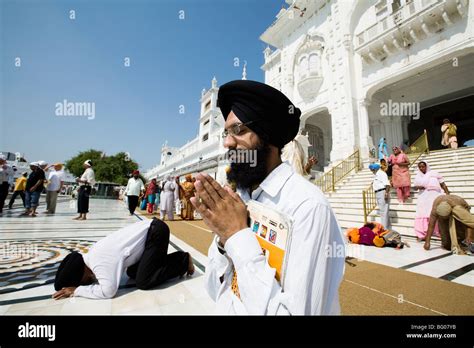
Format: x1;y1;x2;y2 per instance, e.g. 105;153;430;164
392;0;402;12
204;100;211;111
278;66;282;73
203;119;210;126
298;55;308;79
375;0;388;18
202;133;209;142
308;54;319;75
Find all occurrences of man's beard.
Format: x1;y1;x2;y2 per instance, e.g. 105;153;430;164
226;141;271;191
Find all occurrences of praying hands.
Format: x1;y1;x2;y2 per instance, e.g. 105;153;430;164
190;173;248;246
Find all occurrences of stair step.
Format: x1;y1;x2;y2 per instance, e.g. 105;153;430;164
343;171;474;181
338;220;418;237
328;186;474;195
429;147;474;153
332;208;418;218
328;192;474;206
337;214;422;226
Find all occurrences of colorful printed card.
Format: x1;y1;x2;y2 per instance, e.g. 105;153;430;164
247;200;294;290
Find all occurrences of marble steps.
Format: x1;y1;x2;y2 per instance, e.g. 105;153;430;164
325;147;474;237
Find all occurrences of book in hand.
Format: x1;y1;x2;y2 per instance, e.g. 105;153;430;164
246;200;294;290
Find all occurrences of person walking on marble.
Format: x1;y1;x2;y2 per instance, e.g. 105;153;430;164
160;175;176;221
21;162;46;217
8;171;27;209
0;154;15;214
124;170;145;216
73;160;96;221
44;163;65;214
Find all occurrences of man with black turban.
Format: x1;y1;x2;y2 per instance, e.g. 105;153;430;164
53;218;194;300
191;80;345;315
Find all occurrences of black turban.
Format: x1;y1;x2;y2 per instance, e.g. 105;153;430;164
217;80;301;149
54;251;85;291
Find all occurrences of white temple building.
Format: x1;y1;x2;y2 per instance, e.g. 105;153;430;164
145;76;229;183
146;0;474;181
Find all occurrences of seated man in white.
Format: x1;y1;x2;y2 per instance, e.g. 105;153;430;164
52;218;194;300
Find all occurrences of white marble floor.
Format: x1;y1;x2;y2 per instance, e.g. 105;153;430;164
0;198;215;315
346;236;473;287
1;197;472;316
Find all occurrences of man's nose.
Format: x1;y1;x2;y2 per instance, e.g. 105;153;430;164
223;134;237;149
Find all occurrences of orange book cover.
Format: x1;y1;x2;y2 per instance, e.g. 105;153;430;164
247;200;294;290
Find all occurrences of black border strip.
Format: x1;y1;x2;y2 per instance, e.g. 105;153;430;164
399;252;453;269
439;263;474;281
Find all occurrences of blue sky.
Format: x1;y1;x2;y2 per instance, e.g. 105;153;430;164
1;0;284;170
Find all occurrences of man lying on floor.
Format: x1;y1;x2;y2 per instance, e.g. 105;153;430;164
52;218;194;300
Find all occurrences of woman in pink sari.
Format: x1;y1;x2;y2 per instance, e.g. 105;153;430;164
388;146;411;203
413;161;450;241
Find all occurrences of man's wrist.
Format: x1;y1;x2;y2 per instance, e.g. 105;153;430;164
225;228;262;270
221;224;248;246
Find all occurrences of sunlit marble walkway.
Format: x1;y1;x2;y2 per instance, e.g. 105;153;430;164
0;198;215;315
345;239;473;287
1;197;472;316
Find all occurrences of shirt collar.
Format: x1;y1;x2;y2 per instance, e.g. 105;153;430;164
251;161;293;199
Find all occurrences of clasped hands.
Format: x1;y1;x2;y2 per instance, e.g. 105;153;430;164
190;173;248;246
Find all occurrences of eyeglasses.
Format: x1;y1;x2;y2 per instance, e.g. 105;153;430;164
221;121;256;139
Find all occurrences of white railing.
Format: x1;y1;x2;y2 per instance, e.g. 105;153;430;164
356;0;441;47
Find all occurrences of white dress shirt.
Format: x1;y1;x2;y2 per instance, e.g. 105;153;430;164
74;219;152;299
80;167;96;186
205;162;346;315
47;170;64;191
372;169;390;191
125;177;145;196
0;164;14;183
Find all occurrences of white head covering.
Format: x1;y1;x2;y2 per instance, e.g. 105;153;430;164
38;160;48;167
416;160;430;174
84;160;92;167
30;161;39;167
281;134;312;176
414;160;443;191
0;154;6;161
